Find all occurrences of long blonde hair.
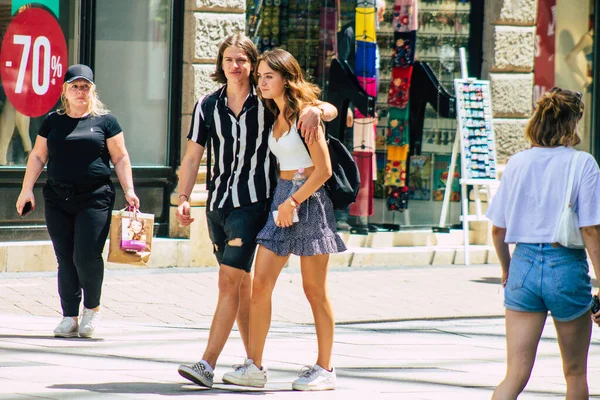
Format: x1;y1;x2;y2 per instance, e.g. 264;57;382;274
525;87;583;147
256;49;320;126
57;82;110;116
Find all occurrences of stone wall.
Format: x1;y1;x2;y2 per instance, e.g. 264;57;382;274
482;0;537;163
171;0;246;240
180;0;246;165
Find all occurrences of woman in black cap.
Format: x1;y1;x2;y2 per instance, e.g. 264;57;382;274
15;64;139;338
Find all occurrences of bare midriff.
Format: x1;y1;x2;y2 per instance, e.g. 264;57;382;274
279;166;315;180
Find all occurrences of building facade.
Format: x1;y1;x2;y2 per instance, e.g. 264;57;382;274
1;0;597;246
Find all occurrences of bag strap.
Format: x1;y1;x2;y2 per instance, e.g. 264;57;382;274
564;151;582;210
202;94;218;189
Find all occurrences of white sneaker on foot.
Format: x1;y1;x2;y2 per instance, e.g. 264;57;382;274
178;360;214;388
78;308;101;338
222;358;267;387
292;364;336;391
53;317;78;338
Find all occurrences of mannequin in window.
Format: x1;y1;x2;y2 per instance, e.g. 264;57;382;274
565;29;593;90
565;27;593;151
0;97;32;165
0;5;32;165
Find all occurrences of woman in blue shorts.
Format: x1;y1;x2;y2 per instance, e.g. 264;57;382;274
487;87;600;399
221;49;346;391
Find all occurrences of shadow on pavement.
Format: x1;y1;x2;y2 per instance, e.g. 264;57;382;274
50;382;284;396
0;334;103;341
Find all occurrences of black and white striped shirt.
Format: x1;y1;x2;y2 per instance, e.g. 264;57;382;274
188;86;276;211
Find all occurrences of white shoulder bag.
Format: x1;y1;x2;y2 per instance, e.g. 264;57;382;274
555;151;585;248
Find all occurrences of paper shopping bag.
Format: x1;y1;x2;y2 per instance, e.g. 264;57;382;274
107;208;154;266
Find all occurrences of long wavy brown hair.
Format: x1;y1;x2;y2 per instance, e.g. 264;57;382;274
255;49;320;126
525;87;584;147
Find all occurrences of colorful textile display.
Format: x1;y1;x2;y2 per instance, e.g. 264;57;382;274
387;106;409;146
355;7;377;42
392;0;419;32
391;31;416;68
387;66;413;108
384;0;418;212
355;41;377;78
386;186;409;211
350;151;375;216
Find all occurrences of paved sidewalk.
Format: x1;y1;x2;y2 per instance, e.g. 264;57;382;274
2;264;600;399
0;264;508;325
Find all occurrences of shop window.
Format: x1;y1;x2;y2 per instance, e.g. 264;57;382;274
246;0;475;229
0;0;76;167
546;0;594;154
94;0;172;166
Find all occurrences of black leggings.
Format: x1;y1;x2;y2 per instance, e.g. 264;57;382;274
44;182;115;317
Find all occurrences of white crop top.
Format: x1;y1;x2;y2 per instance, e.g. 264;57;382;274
268;123;314;171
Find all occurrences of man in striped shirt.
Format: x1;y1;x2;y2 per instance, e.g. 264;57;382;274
176;34;337;388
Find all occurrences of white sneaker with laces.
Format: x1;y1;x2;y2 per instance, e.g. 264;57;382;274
53;317;79;338
178;360;214;388
222;358;267;387
292;364;336;391
78;308;101;338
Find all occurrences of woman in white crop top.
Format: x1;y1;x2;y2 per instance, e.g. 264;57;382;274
221;49;345;391
487;88;600;399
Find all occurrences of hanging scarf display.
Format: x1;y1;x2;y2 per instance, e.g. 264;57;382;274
385;0;418;213
350;151;375;217
387;66;413;108
391;31;416;68
355;7;377;42
355;40;377;78
392;0;418;32
387;105;409;146
350;1;378;218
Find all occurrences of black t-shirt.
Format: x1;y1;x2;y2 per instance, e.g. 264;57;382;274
38;112;122;184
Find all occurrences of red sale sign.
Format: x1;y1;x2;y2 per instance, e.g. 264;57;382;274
0;8;68;117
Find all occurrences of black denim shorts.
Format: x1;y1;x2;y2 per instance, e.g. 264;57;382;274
206;200;269;272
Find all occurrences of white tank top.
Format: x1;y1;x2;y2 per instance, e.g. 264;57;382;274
268;123;314;171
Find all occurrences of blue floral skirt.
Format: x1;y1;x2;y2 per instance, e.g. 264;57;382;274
257;179;347;257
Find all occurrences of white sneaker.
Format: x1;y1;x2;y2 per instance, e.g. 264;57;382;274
53;317;78;338
78;308;101;338
222;358;267;388
292;364;336;391
178;360;214;388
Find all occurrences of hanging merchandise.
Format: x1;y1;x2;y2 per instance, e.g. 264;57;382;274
356;76;378;96
391;31;417;67
387;66;413;108
386;186;408;211
392;0;418;32
350;150;375;216
350;0;379;219
355;40;378;77
355;6;377;42
387;105;409;146
382;0;418;213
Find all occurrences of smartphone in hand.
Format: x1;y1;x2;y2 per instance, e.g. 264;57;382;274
20;201;33;218
593;295;600;314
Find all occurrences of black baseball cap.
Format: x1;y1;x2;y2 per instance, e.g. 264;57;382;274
64;64;94;84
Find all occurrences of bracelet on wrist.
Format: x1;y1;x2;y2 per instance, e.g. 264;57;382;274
317;106;324;119
178;194;189;201
290;195;300;206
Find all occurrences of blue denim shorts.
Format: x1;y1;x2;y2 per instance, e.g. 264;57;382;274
505;243;593;322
